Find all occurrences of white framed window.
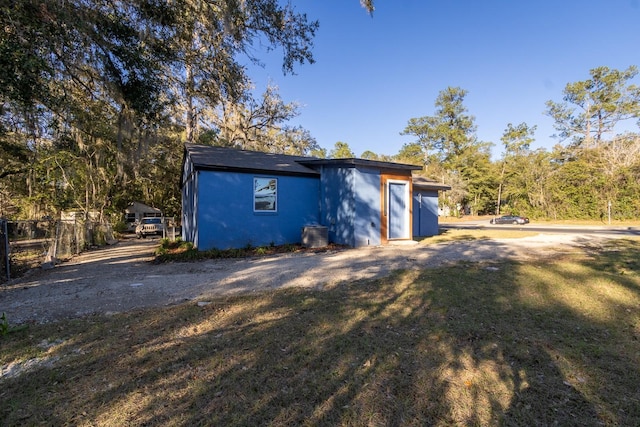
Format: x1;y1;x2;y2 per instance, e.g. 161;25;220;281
254;177;277;212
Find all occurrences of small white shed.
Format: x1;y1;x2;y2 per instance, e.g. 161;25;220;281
124;202;163;232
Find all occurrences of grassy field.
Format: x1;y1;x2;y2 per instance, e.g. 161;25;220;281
1;238;639;426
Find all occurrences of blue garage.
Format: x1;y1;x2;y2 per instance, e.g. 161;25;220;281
181;144;443;250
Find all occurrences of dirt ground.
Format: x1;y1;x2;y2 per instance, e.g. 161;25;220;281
0;233;613;325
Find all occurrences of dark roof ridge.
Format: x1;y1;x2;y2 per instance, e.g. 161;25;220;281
184;143;423;175
412;176;452;191
184;143;320;176
298;157;422;171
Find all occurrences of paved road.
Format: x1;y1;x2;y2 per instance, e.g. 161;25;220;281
440;221;640;237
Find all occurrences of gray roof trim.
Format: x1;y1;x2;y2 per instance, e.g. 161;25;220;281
184;144;320;177
413;177;452;191
299;158;422;172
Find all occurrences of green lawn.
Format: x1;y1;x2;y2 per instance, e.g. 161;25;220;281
1;239;639;426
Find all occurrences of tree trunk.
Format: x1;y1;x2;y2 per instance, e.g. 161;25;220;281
186;62;196;143
496;161;506;215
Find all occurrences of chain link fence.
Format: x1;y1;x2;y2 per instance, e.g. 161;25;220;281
1;219;8;282
1;218;117;284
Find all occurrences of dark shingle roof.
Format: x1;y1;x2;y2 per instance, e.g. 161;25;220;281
184;144;424;177
184;144;320;177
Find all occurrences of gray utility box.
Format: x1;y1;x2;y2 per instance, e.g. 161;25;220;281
301;226;328;248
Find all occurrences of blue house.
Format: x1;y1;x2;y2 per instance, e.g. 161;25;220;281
181;144;444;250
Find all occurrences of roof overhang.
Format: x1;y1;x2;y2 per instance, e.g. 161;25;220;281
192;164;320;177
299;158;422;173
412;177;452;191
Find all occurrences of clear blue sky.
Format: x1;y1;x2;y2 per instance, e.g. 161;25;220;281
247;0;640;159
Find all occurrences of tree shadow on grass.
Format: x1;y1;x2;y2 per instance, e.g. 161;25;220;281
1;240;639;425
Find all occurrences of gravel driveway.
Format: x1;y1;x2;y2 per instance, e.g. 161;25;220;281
0;233;605;325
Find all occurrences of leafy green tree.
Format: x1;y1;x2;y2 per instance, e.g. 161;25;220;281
0;138;29;180
439;171;467;217
401;87;478;170
329;141;355;158
455;141;495;215
360;150;380;160
172;1;319;143
504;152;540;216
211;84;319;155
543;67;640;220
546;157;604;219
402;87;496;214
0;0;322;219
360;0;375;13
496;123;536;214
267;126;321;156
310;147;328;159
545;66;640;148
577;134;640;220
393;142;423;166
613;161;640;219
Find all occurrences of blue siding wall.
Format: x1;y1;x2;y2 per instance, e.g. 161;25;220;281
320;166;381;247
196;171;320;250
353;168;381;246
413;190;439;237
320;167;355;246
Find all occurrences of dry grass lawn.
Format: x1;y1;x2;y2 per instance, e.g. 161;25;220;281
1;239;639;426
419;228;540;244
